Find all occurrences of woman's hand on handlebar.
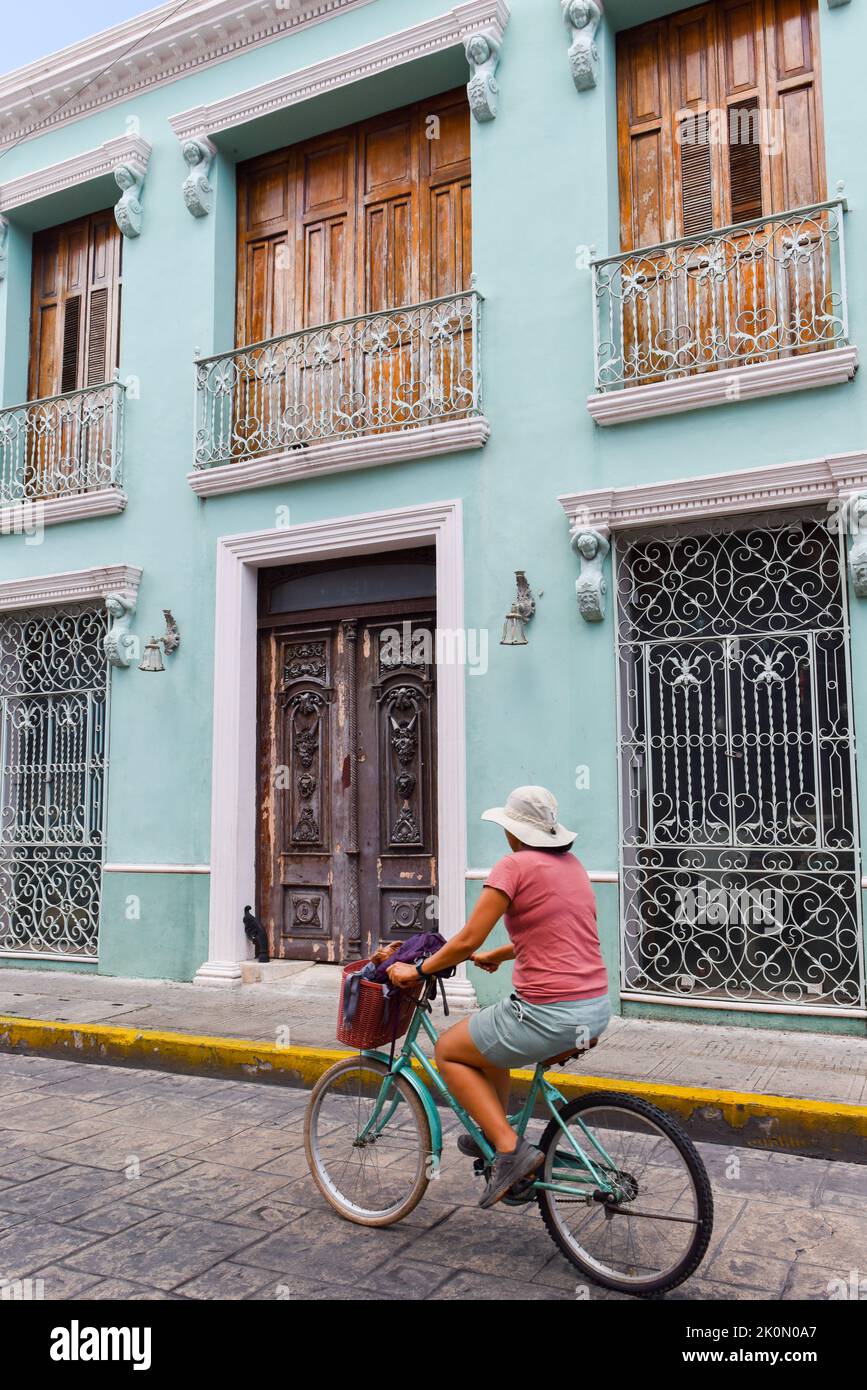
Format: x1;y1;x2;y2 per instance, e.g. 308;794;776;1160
470;950;501;974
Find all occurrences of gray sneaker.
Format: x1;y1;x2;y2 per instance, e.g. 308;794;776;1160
457;1133;486;1159
479;1137;544;1209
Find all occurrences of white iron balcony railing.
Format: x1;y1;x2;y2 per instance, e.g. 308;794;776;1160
194;290;483;468
0;377;124;505
592;199;849;392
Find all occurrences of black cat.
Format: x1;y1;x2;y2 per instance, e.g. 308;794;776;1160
243;906;270;963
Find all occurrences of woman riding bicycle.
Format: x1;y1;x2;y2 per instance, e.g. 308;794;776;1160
388;785;610;1210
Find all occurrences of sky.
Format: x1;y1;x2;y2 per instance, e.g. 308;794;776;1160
2;0;162;75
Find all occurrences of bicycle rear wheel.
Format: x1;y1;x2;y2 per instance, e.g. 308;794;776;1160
304;1056;432;1227
536;1092;713;1296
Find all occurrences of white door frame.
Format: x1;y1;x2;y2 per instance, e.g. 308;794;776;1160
195;499;469;992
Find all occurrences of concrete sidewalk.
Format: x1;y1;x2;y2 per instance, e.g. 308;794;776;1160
1;965;866;1161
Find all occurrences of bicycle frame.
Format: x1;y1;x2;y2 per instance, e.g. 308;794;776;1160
359;995;621;1201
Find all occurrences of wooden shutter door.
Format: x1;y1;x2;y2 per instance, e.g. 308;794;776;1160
616;0;825;379
28;212;121;493
421;93;473;420
235;153;294;455
358;108;419;429
295;132;355;439
764;0;829;352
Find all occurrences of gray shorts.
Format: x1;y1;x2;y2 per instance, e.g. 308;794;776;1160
468;991;611;1069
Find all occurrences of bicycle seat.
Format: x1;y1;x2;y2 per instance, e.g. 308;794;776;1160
541;1037;598;1069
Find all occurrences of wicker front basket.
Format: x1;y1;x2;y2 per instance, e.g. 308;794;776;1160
336;958;421;1049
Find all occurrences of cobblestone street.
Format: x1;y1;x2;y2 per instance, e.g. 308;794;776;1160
0;1051;865;1302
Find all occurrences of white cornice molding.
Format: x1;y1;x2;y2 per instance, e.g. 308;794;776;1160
558;451;867;536
170;1;511;140
0;487;127;534
0;0;377;151
586;346;859;425
0;136;151;213
186;417;490;497
0;563;142;611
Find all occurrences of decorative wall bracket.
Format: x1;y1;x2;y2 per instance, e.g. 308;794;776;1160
501;570;536;645
571;526;610;622
181;136;217;217
464;30;501;122
846;492;867;597
562;0;603;92
113;143;150;239
0;215;7;282
138;610;181;673
104;591;138;668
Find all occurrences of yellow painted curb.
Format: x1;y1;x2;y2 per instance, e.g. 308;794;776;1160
1;1012;865;1159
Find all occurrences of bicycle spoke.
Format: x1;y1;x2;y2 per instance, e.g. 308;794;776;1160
541;1101;709;1290
307;1060;428;1222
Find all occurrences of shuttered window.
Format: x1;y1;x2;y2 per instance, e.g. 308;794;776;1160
235;89;472;345
29;211;122;402
616;0;825;251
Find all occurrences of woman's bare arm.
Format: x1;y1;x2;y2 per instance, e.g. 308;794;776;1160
387;887;510;987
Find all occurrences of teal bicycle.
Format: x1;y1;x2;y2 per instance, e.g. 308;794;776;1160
305;977;714;1297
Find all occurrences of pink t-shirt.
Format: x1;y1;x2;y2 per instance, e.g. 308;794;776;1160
485;850;608;1004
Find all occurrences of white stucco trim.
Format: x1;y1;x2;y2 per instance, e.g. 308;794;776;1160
586;346;859;426
466;868;619;883
0;487;127;535
0;137;151;213
621;992;867;1020
169;1;511;140
103;864;211;875
559;449;867;536
0;1;377;150
187;418;490;497
0;564;141;611
197;499;468;992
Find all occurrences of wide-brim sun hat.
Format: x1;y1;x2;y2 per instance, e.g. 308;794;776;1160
482;785;576;849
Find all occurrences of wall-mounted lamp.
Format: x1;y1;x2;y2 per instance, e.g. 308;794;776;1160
500;571;536;646
138;610;181;673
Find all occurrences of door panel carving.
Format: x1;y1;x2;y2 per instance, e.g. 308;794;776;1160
258;609;437;961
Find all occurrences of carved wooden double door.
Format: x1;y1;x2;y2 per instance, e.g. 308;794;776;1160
257;613;437;961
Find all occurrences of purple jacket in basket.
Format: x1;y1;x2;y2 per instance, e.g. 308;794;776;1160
341;932;447;1030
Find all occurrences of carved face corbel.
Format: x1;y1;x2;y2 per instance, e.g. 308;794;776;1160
562;0;603;92
464;30;501;123
113;163;146;239
846;491;867;599
181;136;217;218
104;591;138;668
571;526;611;622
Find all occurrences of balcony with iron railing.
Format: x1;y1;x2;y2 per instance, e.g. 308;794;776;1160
189;290;487;496
588;199;856;425
0;376;126;522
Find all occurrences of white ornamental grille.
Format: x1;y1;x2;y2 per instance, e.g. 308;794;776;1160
0;604;108;959
615;512;865;1012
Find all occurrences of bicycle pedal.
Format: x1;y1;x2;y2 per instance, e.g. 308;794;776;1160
501;1176;537;1208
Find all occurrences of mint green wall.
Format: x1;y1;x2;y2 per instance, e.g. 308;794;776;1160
0;0;864;1030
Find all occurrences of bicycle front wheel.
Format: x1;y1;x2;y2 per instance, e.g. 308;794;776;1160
536;1092;714;1297
304;1056;432;1227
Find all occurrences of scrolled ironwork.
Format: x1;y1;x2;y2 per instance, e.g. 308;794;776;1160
0;604;108;959
194;291;482;468
616;512;864;1010
0;379;124;505
593;200;848;391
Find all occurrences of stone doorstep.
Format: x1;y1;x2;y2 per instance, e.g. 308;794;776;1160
240;961;318;986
